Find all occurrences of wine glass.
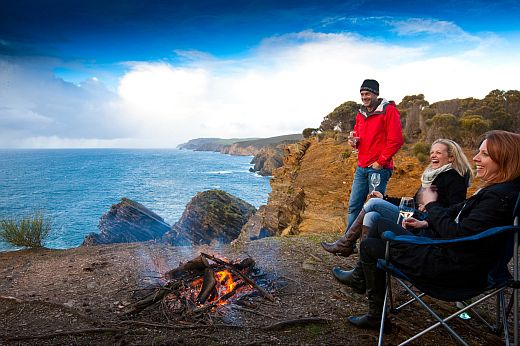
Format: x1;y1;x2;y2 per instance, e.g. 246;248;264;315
398;197;415;225
349;130;360;154
370;172;381;193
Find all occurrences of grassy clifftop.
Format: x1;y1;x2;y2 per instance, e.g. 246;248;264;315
177;134;302;153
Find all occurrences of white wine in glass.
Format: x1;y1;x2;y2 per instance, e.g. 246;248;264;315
398;197;415;224
370;172;381;193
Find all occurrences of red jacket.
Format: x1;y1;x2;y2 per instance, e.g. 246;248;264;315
354;99;403;169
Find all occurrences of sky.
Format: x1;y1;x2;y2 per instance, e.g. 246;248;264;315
1;0;519;148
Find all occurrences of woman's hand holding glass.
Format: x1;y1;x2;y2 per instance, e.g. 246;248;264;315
398;197;415;225
402;217;428;229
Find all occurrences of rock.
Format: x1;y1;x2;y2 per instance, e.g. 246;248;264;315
82;198;171;246
238;187;305;240
164;190;256;245
249;146;285;176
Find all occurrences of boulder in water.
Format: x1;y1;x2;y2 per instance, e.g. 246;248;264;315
82;198;171;246
164;190;256;245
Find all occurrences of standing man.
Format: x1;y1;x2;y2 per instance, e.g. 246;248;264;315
322;79;404;255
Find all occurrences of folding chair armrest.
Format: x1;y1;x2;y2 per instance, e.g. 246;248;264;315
382;225;520;246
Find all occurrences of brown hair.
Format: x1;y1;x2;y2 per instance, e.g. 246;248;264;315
480;130;520;186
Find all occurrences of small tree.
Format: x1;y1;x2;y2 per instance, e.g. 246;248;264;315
426;113;459;142
459;114;491;147
0;211;52;248
319;101;360;132
302;128;317;139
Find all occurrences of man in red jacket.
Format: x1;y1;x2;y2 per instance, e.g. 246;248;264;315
322;79;404;255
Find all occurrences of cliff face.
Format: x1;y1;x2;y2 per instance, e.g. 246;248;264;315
249;146;285;176
83;198;171;246
222;144;261;156
240;136;425;239
164;190;256;245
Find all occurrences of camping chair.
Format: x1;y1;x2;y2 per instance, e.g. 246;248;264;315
377;193;520;346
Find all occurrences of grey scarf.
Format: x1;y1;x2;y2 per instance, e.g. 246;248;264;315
421;163;453;188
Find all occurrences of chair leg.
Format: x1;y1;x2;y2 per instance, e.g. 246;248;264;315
378;283;390;346
499;291;510;346
395;277;469;346
514;285;518;346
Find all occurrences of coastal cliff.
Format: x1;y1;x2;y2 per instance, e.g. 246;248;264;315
178;134;303;156
249;145;285;176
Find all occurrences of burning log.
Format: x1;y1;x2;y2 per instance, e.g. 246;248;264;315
124;281;181;316
197;268;217;304
164;255;209;280
200;253;274;302
127;253;273;320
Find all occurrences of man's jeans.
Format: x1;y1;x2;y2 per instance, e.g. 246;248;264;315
346;166;392;231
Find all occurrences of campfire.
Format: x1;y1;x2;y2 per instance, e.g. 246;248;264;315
125;252;274;320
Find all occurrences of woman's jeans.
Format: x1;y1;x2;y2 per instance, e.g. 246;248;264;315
362;197;399;229
347;166;392;230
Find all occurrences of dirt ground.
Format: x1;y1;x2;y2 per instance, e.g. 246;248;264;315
0;234;510;345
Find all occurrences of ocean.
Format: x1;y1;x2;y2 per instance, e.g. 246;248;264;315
0;149;271;252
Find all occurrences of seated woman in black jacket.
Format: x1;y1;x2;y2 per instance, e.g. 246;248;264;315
346;130;520;330
322;139;473;259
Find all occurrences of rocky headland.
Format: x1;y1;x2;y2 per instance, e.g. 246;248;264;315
177;134;302;156
178;134;303;176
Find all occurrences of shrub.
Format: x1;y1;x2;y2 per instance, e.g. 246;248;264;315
341;150;351;160
412;142;430;157
0;211;52;248
416;152;428;163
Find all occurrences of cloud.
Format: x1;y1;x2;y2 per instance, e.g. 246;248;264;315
116;29;520;147
387;18;480;44
1;25;520;148
0;58;132;147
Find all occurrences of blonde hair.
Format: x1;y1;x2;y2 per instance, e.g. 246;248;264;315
480;130;520;186
430;139;474;185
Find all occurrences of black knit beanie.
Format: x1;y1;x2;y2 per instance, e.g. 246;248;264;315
360;79;379;95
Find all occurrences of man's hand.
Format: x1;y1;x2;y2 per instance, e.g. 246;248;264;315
370;162;382;170
369;191;383;199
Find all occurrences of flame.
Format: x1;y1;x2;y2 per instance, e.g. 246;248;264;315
163;255;256;312
215;269;238;293
183;269;245;306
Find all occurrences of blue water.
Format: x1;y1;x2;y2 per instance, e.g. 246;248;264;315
0;149;271;252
